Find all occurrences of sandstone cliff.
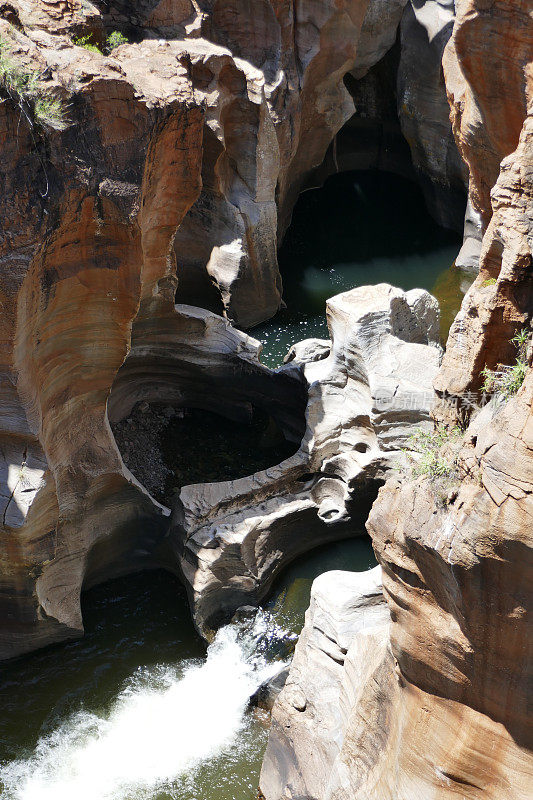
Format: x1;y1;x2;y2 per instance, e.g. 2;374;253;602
0;0;466;659
435;0;533;418
260;2;533;798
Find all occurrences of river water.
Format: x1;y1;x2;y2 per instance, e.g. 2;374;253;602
252;170;468;367
0;539;375;800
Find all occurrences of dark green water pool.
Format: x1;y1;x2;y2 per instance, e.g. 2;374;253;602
0;537;375;800
252;171;466;367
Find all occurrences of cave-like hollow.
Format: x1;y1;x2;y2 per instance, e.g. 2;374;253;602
112;402;304;507
173;46;468;348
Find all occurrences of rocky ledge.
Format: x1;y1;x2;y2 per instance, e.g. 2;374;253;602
260;566;389;800
172;283;441;634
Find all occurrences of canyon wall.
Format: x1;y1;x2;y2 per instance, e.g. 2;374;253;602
261;1;533;798
435;0;533;418
0;0;460;659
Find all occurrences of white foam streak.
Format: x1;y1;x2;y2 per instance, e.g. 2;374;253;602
0;613;286;800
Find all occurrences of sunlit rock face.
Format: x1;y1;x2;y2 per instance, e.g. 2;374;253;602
352;372;533;800
434;0;533;419
0;26;205;659
172;284;441;635
260;566;389;800
259;5;533;797
0;0;462;660
261;374;533;800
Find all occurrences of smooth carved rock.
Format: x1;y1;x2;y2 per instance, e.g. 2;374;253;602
0;0;451;660
0;26;207;660
259;566;390;800
261;372;533;800
172;284;440;635
434;0;533;416
355;373;533;799
396;0;467;231
435;71;533;416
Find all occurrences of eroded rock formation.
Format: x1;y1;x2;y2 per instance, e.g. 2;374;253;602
435;0;533;418
261;372;533;800
173;284;440;634
260;3;533;798
260;565;389;800
0;0;464;660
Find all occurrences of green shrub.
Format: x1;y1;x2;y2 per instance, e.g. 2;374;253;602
106;31;128;52
406;424;462;481
481;328;530;400
481;277;497;287
0;36;66;131
73;34;102;54
402;424;463;505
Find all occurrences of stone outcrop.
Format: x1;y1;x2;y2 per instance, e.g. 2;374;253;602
261;372;533;799
260;566;389;800
173;284;440;635
351;373;533;800
434;0;533;417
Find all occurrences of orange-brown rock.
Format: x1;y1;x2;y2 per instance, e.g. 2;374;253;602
435;0;533;417
360;372;533;799
4;0;433;659
0;23;205;659
261;372;533;800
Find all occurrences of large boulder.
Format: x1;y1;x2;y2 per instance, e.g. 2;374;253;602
260;566;389;800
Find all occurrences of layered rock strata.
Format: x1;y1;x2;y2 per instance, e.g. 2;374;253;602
0;0;390;659
261;373;533;799
172;284;441;634
434;0;533;418
0;0;471;662
260;4;533;797
260;566;389;800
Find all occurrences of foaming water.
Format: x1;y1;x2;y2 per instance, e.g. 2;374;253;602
0;612;289;800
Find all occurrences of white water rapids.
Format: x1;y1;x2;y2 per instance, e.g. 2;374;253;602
0;611;291;800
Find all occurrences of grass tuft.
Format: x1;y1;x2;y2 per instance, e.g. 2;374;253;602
481;328;530;401
0;36;67;131
402;424;463;505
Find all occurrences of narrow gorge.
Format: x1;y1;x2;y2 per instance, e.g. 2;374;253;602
0;1;531;799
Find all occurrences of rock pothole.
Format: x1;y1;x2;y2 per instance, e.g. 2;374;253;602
112;401;301;506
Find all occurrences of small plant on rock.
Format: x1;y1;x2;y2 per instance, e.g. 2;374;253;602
73;34;102;54
0;36;67;131
481;277;497;287
403;424;463;505
480;328;530;401
106;31;128;53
